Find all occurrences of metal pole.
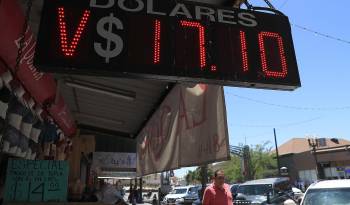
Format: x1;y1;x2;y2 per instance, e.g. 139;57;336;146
139;177;143;203
313;145;320;179
308;138;320;179
200;165;208;201
274;128;281;176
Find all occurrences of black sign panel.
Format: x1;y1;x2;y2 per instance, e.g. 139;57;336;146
34;0;301;90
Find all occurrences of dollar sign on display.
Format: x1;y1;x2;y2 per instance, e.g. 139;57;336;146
94;13;124;63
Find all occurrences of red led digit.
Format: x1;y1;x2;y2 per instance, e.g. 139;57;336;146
240;31;249;72
258;31;288;78
153;20;161;64
58;8;90;57
180;21;206;69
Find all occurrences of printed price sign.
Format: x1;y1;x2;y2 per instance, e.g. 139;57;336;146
4;159;69;202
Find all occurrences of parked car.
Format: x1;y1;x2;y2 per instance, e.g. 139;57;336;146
230;184;240;196
300;179;350;205
183;186;202;204
234;177;296;205
162;185;199;204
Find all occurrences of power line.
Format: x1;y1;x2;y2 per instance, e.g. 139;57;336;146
225;92;350;111
292;24;350;45
229;116;322;128
231;131;273;139
245;1;349;45
271;0;350;45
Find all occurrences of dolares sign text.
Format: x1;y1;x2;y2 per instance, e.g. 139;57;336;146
34;0;300;90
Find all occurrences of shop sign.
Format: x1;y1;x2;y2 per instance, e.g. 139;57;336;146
336;167;345;172
92;152;137;170
98;171;137;179
34;0;300;90
4;159;69;202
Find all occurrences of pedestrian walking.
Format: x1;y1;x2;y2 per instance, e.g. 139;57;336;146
202;169;233;205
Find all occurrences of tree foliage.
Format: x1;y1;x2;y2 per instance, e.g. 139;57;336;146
223;141;278;182
185;141;278;184
185;167;213;185
249;141;278;179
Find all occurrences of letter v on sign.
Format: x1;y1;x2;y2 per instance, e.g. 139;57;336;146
57;8;91;57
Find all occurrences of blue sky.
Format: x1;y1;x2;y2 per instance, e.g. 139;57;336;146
175;0;350;177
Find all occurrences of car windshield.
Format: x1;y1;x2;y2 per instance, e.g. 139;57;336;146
171;188;187;194
237;184;271;196
302;188;350;205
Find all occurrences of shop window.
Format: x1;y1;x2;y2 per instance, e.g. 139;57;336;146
298;169;317;183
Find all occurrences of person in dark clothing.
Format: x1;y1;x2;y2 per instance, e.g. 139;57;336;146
136;188;142;203
152;194;158;205
128;186;137;205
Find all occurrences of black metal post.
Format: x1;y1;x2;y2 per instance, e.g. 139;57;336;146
200;165;208;201
140;177;143;203
274;128;281;176
308;138;320;179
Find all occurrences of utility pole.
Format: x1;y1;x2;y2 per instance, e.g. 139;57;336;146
308;138;320;179
274;128;281;176
242;145;252;181
200;165;208;201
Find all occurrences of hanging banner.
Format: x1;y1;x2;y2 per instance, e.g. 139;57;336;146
137;84;230;176
4;159;69;202
47;95;76;137
0;0;57;105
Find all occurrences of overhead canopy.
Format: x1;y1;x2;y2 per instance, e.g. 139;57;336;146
14;0;171;142
57;75;170;138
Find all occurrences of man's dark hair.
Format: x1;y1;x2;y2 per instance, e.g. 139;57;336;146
214;169;224;177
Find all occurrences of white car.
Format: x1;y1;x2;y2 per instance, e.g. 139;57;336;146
292;187;304;203
300;179;350;205
162;186;198;204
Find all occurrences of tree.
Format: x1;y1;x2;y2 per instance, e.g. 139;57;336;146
185;142;277;184
185;166;214;185
249;141;278;179
221;141;278;182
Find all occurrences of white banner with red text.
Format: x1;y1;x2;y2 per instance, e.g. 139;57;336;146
137;84;230;176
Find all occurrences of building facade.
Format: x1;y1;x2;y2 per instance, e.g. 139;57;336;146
278;138;350;185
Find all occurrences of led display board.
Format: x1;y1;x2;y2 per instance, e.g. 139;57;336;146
34;0;301;90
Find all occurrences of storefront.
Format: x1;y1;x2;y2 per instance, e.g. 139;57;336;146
278;138;350;185
0;0;301;203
